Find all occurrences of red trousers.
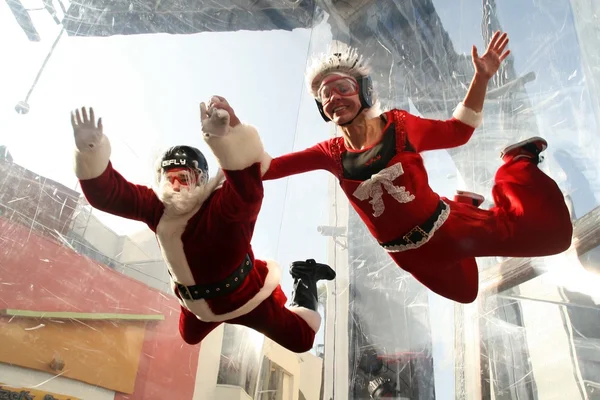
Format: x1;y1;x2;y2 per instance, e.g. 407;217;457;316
178;285;316;353
394;158;573;303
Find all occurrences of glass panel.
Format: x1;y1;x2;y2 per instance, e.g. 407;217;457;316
218;325;264;397
2;0;600;399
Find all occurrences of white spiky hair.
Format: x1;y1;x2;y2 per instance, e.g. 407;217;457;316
305;41;372;98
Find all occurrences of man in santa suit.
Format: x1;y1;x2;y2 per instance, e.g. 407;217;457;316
70;101;335;353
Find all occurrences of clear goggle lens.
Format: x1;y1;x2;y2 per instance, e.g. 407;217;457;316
317;76;359;104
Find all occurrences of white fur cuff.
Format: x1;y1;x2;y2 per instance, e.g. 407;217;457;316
289;306;321;332
204;123;265;171
260;153;273;176
453;102;483;128
74;135;111;180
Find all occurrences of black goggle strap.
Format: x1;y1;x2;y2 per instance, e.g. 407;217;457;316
315;75;373;124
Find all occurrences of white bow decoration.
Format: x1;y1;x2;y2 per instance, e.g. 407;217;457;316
353;163;415;217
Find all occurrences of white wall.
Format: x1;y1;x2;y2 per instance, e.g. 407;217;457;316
262;339;300;400
72;210;172;293
297;353;323;400
191;325;323;400
73;212;121;259
517;258;586;399
0;363;114;400
325;173;350;400
262;338;323;400
214;385;253;400
122;229;163;262
193;325;225;400
117;226;171;293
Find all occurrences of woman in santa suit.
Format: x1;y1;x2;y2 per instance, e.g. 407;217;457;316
252;31;571;303
69;103;335;353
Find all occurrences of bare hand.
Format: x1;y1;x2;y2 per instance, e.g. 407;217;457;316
71;107;103;151
472;31;510;80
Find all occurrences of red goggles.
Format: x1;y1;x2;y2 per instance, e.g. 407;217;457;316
317;76;359;104
165;168;198;186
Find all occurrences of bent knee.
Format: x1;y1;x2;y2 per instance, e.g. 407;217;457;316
276;332;315;354
453;288;479;304
457;292;478;304
546;214;573;254
181;336;202;345
285;340;314;354
552;224;574;253
179;308;211;345
179;328;203;345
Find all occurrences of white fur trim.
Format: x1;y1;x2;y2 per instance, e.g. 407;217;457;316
288;306;321;332
73;135;111;180
211;168;226;190
154;170;225;216
204;123;266;171
156;210;202;287
453;102;482;128
260;153;273;176
156;207;281;322
183;260;281;323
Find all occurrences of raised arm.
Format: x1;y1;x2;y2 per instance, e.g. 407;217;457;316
72;107;163;228
404;105;480;152
463;31;510;113
201;97;270;221
262;141;338;181
407;31;511;153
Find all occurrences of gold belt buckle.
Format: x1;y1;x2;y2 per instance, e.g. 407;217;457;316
403;226;428;244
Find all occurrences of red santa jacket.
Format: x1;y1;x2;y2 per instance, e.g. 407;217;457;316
73;123;278;323
262;104;481;249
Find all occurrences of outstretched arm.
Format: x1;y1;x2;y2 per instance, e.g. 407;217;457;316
200;97;269;221
407;31;510;152
404;106;478;152
262;141;338;181
202;100;338;182
72;107;163;228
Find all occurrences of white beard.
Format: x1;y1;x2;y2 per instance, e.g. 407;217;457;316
157;180;208;216
153;169;226;216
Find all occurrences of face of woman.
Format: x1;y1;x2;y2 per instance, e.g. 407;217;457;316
318;74;362;125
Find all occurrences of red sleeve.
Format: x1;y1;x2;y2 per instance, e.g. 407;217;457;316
404;112;475;152
262;140;338;181
79;162;163;230
214;163;264;222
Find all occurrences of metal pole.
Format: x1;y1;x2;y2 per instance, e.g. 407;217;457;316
16;27;66;114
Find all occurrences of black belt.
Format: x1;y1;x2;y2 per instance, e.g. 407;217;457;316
380;200;447;248
175;254;253;301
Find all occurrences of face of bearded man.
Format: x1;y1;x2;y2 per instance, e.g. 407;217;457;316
156;169;209;215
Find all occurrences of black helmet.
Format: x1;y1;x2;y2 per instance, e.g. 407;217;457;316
160;145;208;176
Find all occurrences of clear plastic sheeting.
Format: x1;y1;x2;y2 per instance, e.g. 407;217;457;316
1;0;599;399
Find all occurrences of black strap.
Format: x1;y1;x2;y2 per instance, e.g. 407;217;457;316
175;254;253;301
380;200;447;247
404;137;416;153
